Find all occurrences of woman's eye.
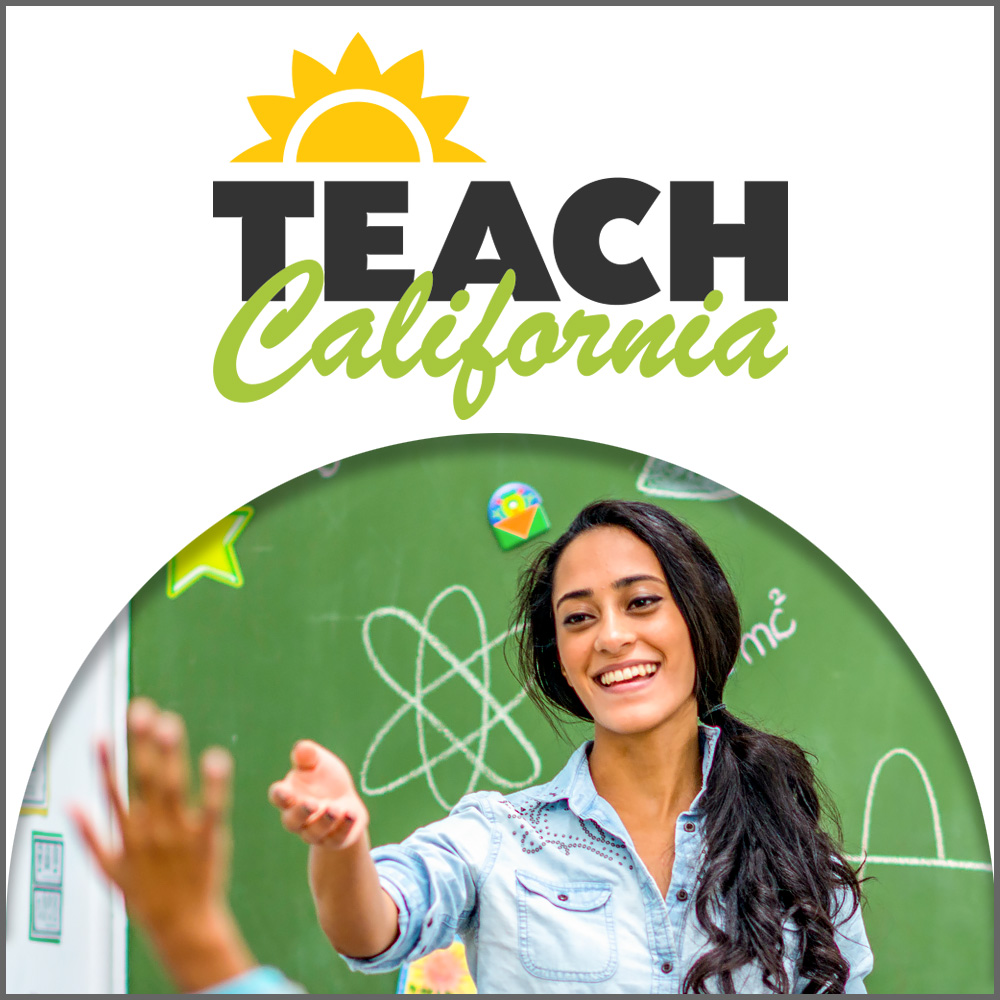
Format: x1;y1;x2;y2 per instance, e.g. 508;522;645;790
630;595;662;611
562;612;590;626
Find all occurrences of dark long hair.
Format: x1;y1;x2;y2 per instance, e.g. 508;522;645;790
512;499;862;993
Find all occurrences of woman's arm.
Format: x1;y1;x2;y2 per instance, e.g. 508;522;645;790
307;836;400;958
267;740;400;958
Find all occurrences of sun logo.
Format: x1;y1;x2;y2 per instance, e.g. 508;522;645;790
233;34;483;164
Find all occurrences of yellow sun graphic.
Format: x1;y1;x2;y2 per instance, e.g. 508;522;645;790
234;34;483;163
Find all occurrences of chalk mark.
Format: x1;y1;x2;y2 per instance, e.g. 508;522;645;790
635;456;737;501
844;748;991;874
360;585;541;811
740;587;796;665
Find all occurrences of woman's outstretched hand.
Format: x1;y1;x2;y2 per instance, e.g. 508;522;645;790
70;698;256;992
268;740;399;960
267;740;369;850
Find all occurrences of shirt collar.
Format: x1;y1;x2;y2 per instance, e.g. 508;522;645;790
533;724;722;820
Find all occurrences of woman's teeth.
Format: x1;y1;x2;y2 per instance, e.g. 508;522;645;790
598;663;658;686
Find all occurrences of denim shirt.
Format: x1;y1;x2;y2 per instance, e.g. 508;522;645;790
343;725;872;993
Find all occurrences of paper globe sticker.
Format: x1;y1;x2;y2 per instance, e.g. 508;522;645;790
487;483;550;550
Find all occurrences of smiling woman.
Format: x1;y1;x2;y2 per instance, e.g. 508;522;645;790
511;501;870;992
550;526;699;741
254;499;872;994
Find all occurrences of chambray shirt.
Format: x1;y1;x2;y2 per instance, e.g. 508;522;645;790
338;725;873;993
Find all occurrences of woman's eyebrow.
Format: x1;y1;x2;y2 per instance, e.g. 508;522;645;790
555;588;591;609
613;574;663;589
555;575;664;608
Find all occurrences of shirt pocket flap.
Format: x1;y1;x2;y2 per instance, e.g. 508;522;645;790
515;870;612;912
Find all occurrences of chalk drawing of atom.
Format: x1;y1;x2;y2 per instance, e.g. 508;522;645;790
359;585;542;811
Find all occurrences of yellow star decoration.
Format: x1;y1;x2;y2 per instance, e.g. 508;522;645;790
166;507;255;599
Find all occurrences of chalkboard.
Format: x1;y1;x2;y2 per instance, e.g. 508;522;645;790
128;435;993;994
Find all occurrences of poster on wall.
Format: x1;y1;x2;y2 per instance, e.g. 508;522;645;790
19;736;49;816
6;6;993;995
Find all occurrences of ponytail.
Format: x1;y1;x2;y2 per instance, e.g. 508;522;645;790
685;709;862;993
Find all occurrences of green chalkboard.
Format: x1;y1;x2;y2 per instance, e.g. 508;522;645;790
128;435;993;994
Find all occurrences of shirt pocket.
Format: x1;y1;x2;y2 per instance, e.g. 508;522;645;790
514;870;617;982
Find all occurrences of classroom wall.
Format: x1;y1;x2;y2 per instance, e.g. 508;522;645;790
126;435;993;995
6;611;128;994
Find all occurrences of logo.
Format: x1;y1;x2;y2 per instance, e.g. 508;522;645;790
233;34;482;163
213;35;790;420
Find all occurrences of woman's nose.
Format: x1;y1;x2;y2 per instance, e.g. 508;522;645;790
594;611;635;654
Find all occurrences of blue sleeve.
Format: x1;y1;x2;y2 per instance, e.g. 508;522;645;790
836;895;874;994
340;792;499;975
790;888;873;994
199;966;306;993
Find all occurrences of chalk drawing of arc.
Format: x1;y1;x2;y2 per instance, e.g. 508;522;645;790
359;584;541;812
845;748;991;875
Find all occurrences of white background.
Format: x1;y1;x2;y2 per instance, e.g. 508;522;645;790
6;5;993;886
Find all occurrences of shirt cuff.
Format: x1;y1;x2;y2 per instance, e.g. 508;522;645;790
338;855;425;974
198;965;306;993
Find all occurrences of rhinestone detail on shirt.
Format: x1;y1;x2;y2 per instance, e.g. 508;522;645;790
500;798;633;865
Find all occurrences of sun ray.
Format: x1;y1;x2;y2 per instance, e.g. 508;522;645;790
232;36;483;162
430;138;485;163
379;50;425;104
417;95;469;139
291;50;338;103
248;95;300;139
335;33;382;88
232;138;284;163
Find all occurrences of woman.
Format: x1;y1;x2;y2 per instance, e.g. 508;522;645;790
269;500;872;993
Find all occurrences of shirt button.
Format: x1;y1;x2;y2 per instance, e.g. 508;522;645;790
676;889;689;901
661;961;673;974
557;894;569;901
683;822;696;833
